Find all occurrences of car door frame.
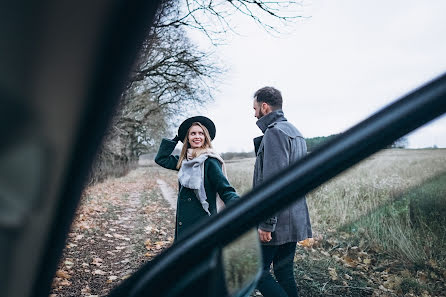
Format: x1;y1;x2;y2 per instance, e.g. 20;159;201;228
108;72;446;297
13;0;445;294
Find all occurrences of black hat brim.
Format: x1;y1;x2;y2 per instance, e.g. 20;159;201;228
178;116;216;143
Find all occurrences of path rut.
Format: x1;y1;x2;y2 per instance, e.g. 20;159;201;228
156;179;177;210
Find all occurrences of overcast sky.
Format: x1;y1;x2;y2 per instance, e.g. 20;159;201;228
185;0;446;153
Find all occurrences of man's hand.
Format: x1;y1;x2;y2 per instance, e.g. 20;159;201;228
258;229;272;243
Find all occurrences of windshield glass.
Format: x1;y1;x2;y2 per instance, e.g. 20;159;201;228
298;126;446;296
224;122;446;296
49;1;446;296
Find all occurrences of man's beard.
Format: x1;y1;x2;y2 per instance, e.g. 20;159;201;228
258;109;265;119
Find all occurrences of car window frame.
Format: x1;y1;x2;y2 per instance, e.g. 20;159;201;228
108;72;446;296
13;1;444;295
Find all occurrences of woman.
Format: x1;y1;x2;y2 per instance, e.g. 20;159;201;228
154;116;239;240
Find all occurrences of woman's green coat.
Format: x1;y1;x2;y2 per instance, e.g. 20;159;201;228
154;138;239;240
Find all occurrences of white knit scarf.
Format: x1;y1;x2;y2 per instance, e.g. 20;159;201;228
178;148;226;215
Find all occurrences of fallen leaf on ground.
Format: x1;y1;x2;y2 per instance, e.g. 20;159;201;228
56;270;70;279
92;269;106;275
92;257;103;266
81;286;91;294
302;274;313;281
298;238;315;248
59;280;71;286
328;267;338;281
320;250;330;257
107;275;118;283
342;255;357;267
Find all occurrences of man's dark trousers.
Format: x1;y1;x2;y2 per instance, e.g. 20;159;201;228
257;242;299;297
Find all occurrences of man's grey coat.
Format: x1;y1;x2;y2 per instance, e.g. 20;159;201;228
253;110;313;245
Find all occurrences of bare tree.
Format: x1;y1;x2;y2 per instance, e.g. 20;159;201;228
155;0;304;42
95;22;222;175
129;24;221;109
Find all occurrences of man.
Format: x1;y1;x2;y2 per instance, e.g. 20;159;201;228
252;86;312;297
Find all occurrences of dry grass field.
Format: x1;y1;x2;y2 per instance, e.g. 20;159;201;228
226;149;446;225
225;149;446;295
226;149;446;259
52;149;446;297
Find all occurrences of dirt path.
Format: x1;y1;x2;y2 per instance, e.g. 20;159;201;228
156;179;177;210
50;167;176;297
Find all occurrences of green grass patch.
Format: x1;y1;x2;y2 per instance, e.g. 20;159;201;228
400;278;429;295
345;171;446;268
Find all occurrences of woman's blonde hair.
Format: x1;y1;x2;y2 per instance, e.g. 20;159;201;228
176;122;213;169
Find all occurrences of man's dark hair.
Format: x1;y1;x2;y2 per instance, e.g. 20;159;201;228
254;86;283;110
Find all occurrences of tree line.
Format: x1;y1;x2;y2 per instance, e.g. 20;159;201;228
218;134;410;162
306;134;408;152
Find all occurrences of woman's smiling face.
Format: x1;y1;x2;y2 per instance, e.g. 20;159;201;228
188;125;205;148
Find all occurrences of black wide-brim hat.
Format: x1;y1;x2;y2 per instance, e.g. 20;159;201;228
178;116;216;142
